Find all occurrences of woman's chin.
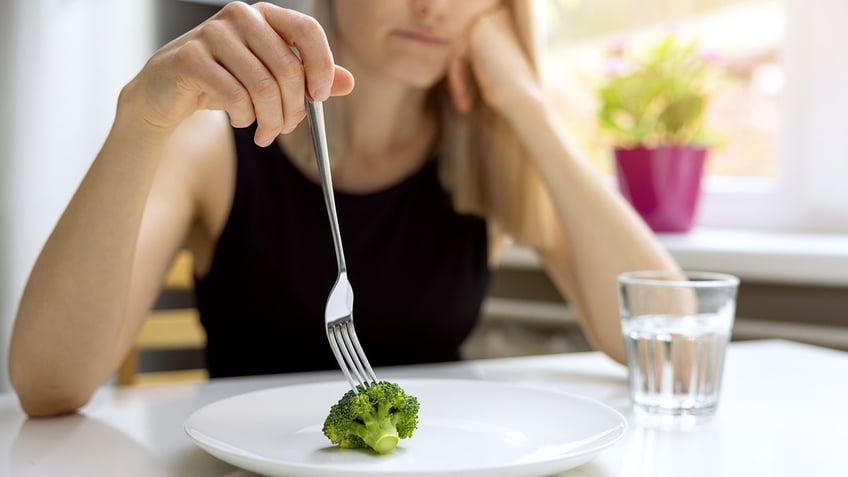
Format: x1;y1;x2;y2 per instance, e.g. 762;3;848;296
388;63;446;90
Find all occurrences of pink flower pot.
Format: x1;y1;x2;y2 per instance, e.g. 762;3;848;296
614;145;707;233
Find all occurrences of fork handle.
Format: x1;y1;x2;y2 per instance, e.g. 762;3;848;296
306;100;347;273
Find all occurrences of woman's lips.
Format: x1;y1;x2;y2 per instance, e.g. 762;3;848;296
392;30;448;46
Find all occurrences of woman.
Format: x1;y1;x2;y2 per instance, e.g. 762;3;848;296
9;0;677;416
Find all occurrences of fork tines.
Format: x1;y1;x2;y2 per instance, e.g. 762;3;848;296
327;320;378;393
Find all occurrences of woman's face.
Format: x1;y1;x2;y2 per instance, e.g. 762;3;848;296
334;0;501;89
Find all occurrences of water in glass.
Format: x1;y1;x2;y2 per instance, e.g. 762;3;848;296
623;313;732;416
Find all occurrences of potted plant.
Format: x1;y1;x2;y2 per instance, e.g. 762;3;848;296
597;34;721;232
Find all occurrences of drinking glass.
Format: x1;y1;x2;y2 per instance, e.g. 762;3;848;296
618;271;740;416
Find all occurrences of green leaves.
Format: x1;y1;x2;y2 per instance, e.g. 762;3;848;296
597;34;718;147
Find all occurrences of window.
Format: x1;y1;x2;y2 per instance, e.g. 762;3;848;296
541;0;848;233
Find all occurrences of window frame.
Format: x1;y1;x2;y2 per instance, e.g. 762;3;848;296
697;0;848;234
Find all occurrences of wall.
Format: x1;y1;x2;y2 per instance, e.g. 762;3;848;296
0;0;155;393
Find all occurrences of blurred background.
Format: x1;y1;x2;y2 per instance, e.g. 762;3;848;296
1;0;846;392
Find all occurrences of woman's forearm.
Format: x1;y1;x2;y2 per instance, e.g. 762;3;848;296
504;94;678;361
9;89;174;416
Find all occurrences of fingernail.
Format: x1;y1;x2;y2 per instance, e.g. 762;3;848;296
313;84;330;102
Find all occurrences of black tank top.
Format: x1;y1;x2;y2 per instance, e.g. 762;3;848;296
194;125;490;378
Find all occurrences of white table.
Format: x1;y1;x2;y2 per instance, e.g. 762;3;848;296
1;340;846;476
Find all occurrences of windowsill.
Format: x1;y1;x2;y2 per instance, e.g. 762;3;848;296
657;228;848;286
499;227;848;287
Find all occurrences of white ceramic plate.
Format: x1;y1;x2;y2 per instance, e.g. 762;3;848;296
185;378;627;477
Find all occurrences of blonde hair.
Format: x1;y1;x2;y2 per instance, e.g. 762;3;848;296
289;0;556;253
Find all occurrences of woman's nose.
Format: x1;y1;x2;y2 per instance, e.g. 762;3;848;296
410;0;448;25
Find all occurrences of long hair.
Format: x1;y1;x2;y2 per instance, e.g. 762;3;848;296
288;0;556;254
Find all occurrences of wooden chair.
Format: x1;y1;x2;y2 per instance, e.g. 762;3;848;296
117;251;208;386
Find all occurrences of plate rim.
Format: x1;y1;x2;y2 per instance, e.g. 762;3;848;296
184;377;628;477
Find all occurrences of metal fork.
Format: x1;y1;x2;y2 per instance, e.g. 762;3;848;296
306;99;378;393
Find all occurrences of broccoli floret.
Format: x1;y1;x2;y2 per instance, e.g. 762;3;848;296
322;381;420;454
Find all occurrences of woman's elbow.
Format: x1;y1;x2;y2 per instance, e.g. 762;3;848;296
16;391;91;418
12;382;94;417
599;342;627;366
581;322;627;365
9;360;95;417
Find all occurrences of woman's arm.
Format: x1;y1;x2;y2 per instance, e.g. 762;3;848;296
462;9;678;363
510;104;677;364
9;2;352;416
9;102;191;416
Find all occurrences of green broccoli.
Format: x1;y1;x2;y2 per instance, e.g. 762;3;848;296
322;381;420;454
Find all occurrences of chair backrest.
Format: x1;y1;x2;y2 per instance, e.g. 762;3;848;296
117;250;208;386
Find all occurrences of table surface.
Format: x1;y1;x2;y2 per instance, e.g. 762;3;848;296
2;339;846;477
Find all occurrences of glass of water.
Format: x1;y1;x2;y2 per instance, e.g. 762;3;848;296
617;271;740;416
